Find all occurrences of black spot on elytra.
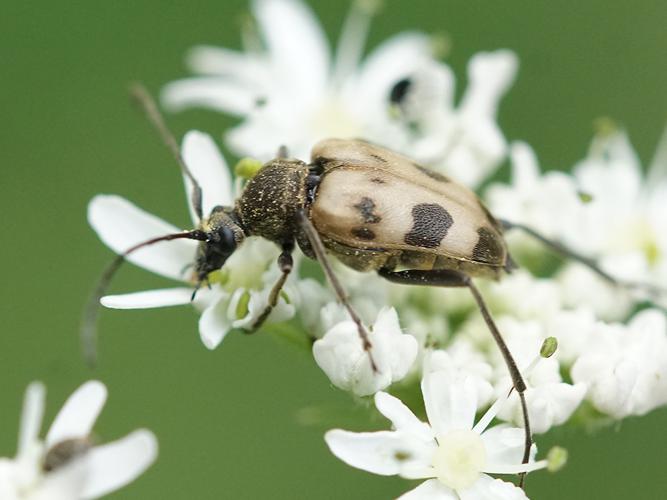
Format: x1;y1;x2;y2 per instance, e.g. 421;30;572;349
351;227;376;240
353;197;382;224
472;227;504;264
370;177;386;184
415;164;450;183
404;203;453;248
370;153;388;164
390;78;412;104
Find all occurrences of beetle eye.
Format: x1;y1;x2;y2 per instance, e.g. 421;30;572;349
217;226;237;254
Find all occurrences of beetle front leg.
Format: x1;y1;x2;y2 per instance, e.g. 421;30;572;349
379;268;533;486
297;211;379;373
249;242;294;332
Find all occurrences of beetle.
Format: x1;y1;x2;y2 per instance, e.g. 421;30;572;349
84;85;663;480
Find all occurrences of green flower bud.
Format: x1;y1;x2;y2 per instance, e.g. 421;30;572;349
540;337;558;358
547;446;568;473
235;291;251;320
235;158;263;179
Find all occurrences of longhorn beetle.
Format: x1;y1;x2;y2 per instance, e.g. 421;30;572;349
83;85;665;484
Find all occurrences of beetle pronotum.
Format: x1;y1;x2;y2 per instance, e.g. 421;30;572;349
84;85;665;485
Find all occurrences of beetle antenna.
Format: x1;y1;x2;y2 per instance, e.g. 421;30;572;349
81;230;208;368
129;82;204;221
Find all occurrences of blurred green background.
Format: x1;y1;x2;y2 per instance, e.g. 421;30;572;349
1;1;666;498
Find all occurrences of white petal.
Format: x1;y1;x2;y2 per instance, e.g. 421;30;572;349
46;381;107;447
18;382;45;456
32;459;88;500
325;429;433;478
372;307;400;334
252;0;329;99
509;141;540;190
528;383;587;434
101;288;194;309
198;295;234;349
181;130;233;222
479;425;526;471
422;372;477;436
372;308;419;383
648;125;667;185
88;195;197;281
374;392;433;442
355;32;432;114
185;45;268;82
460;50;518;118
394;61;455;123
81;429;158;499
459;474;528;500
398;479;457;500
161;77;259;115
313;322;389;396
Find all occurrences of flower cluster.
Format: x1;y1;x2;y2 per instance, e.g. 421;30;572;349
71;0;667;498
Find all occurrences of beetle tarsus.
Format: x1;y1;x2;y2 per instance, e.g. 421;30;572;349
249;244;295;332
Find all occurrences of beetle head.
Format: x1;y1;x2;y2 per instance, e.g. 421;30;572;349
193;206;246;292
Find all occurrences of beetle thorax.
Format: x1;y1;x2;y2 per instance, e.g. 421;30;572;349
235;159;310;244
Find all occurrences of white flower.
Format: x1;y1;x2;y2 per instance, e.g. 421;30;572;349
426;344;495;410
484;270;564;323
486;141;582;243
556;262;634;321
194;238;295;348
325;370;546;499
407;50;519;187
163;0;518;189
88;130;293;349
566;128;667;305
299;263;391;338
495;357;586;435
482;317;586;434
487;130;667;316
162;0;439;161
459;311;585;434
571;308;667;418
0;381;157;500
541;307;598;365
313;307;418;396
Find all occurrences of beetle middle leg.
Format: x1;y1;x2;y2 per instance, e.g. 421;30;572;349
297;211;379;372
379;268;533;484
249;242;295;332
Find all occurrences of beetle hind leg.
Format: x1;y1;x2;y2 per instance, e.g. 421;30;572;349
379;268;533;487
